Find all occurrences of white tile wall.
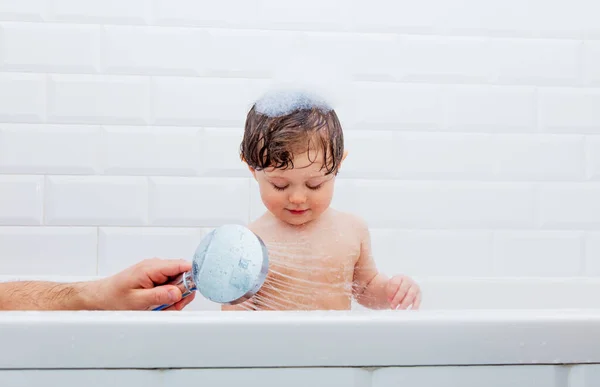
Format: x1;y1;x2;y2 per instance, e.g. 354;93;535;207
1;22;100;73
0;73;46;122
0;176;43;225
1;0;600;311
0;227;96;275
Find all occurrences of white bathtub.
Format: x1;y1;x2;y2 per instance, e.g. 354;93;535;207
1;309;599;387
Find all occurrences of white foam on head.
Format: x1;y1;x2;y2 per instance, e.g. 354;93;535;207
253;48;353;117
254;89;332;118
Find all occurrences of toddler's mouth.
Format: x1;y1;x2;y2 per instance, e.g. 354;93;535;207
287;209;308;215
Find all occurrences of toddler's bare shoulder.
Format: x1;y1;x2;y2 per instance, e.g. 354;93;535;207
331;210;369;233
247;218;272;238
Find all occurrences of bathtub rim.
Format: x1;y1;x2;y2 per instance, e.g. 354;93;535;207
0;309;599;369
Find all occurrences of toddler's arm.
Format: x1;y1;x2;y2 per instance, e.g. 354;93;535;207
351;218;391;309
352;217;421;310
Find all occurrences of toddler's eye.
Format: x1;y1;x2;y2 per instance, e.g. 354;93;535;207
307;184;323;190
272;184;287;191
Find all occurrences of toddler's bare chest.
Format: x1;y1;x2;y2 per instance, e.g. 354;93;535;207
263;234;359;285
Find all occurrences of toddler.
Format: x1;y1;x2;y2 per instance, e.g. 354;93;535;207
222;90;421;311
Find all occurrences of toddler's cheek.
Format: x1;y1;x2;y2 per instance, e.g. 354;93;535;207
261;194;285;214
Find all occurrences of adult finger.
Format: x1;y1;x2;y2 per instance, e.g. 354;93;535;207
137;285;183;310
161;292;197;311
143;259;192;286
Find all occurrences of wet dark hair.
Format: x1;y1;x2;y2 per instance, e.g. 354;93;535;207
240;96;344;176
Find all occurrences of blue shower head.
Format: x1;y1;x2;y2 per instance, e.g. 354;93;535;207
152;224;269;310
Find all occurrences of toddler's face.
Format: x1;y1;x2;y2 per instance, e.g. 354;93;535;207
251;150;337;226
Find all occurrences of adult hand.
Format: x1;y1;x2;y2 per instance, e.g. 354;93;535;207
90;258;196;311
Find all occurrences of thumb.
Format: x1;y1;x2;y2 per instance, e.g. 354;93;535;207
138;285;182;309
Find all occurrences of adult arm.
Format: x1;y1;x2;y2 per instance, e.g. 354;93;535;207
0;258;196;311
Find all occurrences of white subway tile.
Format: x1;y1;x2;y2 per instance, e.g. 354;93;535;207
539;183;600;229
339;130;396;179
98;227;205;275
0;175;43;225
371;229;493;277
352;131;496;180
0;73;45;123
45;176;148;226
394;36;492;83
293;32;358;77
1;22;100;73
52;0;149;24
149;177;250;226
394;132;495;180
254;0;353;31
0;227;96;276
586;136;600;180
489;38;581;86
583;41;600;86
534;1;600;39
333;181;535;229
102;26;206;76
352;0;599;39
372;365;564;387
200;128;247;177
584;233;600;276
203;29;302;78
436;0;597;39
539;88;600;134
0;1;48;21
48;74;149;125
351;82;442;130
415;277;600;309
249;178;267;222
0;124;100;174
102;126;201;176
151;77;268;127
349;34;399;82
493;231;583;276
494;134;585;180
351;0;438;34
444;85;536;132
152;0;260;28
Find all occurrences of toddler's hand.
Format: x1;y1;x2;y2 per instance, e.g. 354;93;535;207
386;275;421;310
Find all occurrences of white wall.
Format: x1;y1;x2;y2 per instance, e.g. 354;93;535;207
1;0;600;310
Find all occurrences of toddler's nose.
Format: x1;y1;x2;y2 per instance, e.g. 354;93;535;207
288;190;306;204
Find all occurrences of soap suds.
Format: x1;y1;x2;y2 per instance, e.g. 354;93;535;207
254;89;332;117
248;48;353;119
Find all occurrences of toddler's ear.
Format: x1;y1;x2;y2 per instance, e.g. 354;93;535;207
240;154;258;179
340;150;349;167
246;165;257;179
